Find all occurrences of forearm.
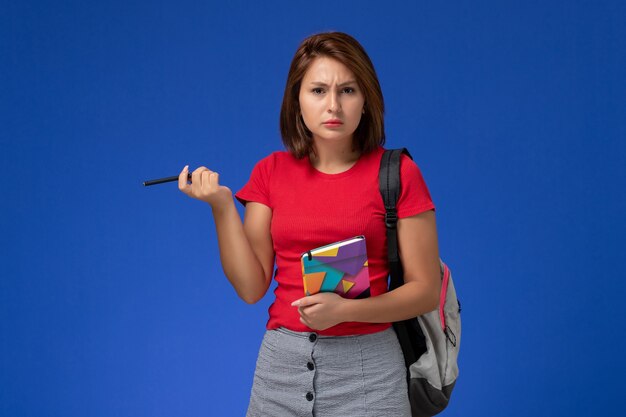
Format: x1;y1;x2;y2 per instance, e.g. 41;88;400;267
342;280;440;323
343;210;442;324
211;201;269;303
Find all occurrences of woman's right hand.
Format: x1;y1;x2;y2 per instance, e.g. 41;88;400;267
178;165;233;209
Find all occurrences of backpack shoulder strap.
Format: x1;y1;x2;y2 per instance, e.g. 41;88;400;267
379;148;413;291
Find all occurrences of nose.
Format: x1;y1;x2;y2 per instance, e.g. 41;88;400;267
327;91;341;113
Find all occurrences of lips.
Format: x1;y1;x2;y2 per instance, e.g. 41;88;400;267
323;119;343;126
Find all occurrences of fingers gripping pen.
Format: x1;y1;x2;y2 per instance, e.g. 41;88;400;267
143;173;191;187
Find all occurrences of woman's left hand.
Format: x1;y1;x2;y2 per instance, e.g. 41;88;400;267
291;293;350;331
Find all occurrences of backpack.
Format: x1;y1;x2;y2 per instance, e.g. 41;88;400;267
379;148;461;417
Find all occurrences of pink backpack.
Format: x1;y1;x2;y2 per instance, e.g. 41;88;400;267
379;148;462;417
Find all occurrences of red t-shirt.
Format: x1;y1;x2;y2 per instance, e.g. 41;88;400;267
235;146;435;336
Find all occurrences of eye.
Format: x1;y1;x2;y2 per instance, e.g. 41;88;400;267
312;88;324;95
342;87;356;94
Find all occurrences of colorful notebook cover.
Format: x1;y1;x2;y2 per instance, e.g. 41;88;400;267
301;236;371;299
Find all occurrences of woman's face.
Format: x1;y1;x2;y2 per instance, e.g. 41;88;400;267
298;56;365;147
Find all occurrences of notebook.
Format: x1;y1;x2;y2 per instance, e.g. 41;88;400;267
301;235;371;299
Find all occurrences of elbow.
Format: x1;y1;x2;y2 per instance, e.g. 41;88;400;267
423;279;441;313
243;295;262;305
228;271;270;304
238;282;269;304
240;291;263;304
425;290;439;313
430;277;441;310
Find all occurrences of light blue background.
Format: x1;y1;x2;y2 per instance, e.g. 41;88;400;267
2;1;625;416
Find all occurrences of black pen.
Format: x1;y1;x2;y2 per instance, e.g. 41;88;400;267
143;173;191;187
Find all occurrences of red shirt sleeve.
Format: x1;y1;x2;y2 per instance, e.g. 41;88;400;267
396;154;436;218
235;154;274;208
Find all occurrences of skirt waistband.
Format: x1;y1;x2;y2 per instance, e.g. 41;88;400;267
275;326;394;340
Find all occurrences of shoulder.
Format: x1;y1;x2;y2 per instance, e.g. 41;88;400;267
376;147;422;173
395;149;425;178
359;145;385;167
250;151;283;173
255;150;299;168
249;150;305;182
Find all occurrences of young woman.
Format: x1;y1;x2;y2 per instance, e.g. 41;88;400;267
178;32;441;416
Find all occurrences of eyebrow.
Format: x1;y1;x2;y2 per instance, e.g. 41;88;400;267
308;80;357;87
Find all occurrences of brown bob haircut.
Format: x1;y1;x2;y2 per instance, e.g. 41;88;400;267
280;32;386;159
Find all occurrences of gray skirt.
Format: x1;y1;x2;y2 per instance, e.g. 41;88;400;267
247;327;410;417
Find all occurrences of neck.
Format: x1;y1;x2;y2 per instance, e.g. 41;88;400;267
309;137;361;174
